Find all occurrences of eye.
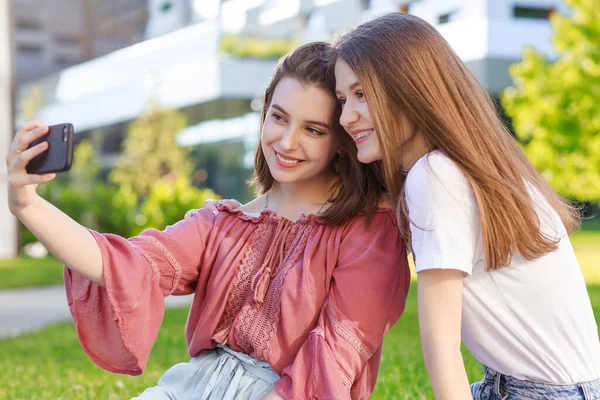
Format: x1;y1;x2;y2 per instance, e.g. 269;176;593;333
337;97;346;107
271;112;285;122
307;127;325;136
355;90;364;99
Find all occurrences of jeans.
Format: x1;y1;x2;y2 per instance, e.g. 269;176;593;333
471;366;600;400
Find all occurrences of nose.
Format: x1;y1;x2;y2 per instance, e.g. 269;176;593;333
339;101;359;128
279;125;299;151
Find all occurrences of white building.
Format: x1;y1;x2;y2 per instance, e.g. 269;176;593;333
224;0;567;92
402;0;567;92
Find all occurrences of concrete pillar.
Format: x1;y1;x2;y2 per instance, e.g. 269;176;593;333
0;0;18;259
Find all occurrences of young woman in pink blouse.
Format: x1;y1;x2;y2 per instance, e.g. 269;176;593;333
6;42;410;399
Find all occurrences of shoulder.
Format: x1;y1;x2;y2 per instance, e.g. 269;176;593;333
406;151;465;193
341;208;399;240
236;196;266;217
405;151;472;207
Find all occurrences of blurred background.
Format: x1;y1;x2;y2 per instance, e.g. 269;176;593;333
0;0;598;398
1;0;598;258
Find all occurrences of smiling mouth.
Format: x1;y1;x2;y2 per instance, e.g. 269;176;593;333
274;150;304;166
352;129;374;141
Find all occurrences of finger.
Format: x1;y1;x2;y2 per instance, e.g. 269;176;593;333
202;199;220;215
18;120;45;133
221;199;242;209
9;172;55;187
184;209;198;219
14;141;49;167
15;125;48;153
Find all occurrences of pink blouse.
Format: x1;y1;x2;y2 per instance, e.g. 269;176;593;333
64;204;410;399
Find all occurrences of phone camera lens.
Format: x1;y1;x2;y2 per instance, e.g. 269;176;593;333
62;125;68;142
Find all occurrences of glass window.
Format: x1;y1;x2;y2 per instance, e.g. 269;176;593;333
513;6;555;20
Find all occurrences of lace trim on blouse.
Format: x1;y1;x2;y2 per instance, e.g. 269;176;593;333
212;211;315;361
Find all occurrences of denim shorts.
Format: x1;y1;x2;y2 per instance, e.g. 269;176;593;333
471;366;600;400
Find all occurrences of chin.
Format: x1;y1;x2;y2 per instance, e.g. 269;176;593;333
357;148;382;164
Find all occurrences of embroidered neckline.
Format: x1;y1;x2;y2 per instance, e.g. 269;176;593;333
216;203;324;225
216;203;397;226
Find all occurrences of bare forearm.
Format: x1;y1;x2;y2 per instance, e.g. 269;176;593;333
13;196;104;286
423;349;472;400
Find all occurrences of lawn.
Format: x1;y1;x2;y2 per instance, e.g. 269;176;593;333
0;225;597;399
1;283;598;400
0;256;64;290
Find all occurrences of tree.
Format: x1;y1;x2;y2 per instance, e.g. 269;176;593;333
110;104;192;200
502;0;600;201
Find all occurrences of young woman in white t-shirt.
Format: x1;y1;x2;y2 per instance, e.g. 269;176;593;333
329;12;600;400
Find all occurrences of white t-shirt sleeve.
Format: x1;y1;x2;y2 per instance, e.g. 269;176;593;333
405;152;482;276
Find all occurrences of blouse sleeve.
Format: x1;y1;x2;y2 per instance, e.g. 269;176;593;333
405;152;482;276
64;209;215;375
273;212;411;400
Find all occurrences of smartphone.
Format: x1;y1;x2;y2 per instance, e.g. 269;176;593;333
26;123;75;175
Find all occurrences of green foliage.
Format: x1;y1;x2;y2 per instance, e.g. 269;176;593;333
220;34;299;60
502;0;600;200
22;108;219;249
110;105;192;201
137;177;218;235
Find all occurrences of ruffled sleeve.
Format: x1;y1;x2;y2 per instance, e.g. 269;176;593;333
273;211;411;399
64;209;215;375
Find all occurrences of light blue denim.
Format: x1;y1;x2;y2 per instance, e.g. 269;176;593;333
471;366;600;400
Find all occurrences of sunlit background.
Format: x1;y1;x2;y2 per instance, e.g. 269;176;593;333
0;1;598;398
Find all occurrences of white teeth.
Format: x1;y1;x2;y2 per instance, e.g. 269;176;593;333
276;153;300;164
354;129;373;140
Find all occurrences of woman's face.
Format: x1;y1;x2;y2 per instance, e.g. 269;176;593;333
261;77;340;186
335;59;382;164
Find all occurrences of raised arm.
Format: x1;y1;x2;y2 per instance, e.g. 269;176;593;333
7;121;103;284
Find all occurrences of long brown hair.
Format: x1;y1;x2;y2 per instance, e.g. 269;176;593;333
249;42;385;224
333;13;580;270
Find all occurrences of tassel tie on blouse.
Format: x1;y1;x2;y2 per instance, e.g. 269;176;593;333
251;220;299;304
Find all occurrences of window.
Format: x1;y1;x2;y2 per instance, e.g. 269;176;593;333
55;55;81;66
16;18;41;30
360;0;371;10
54;34;80;47
438;9;459;25
17;44;43;54
513;6;555;20
160;1;173;13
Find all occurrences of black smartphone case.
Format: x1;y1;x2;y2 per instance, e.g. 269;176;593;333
26;123;74;174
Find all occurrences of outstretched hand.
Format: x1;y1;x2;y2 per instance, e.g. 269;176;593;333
6;121;56;214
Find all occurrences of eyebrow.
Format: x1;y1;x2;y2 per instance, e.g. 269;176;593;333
335;81;361;95
271;103;331;131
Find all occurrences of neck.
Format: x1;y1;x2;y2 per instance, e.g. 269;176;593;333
268;172;337;218
402;130;431;171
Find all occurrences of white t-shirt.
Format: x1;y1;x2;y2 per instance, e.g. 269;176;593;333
406;150;600;383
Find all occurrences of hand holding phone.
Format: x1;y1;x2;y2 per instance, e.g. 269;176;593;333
26;123;74;174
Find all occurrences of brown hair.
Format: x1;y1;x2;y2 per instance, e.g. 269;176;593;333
333;13;580;270
249;42;385;224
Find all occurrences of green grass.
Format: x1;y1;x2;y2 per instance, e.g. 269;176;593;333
0;257;64;290
0;224;597;398
1;284;599;399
